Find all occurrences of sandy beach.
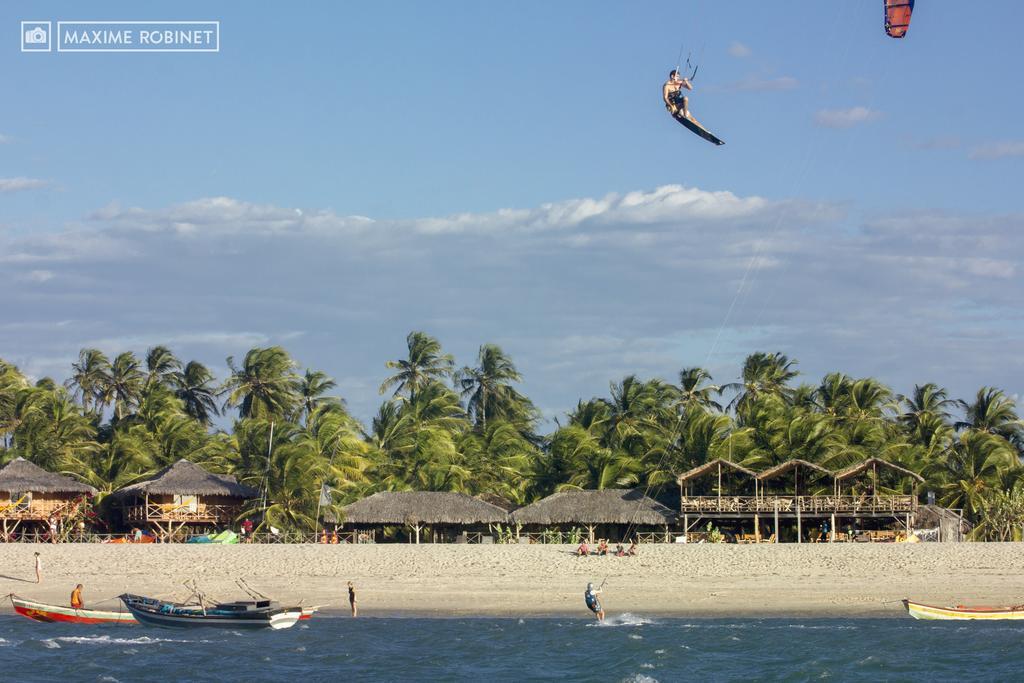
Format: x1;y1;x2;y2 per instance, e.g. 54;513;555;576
3;543;1023;618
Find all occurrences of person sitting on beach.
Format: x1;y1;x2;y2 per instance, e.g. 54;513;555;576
627;540;638;556
576;541;589;556
321;529;329;544
584;582;605;622
596;539;609;556
614;543;625;557
70;584;84;610
331;530;339;544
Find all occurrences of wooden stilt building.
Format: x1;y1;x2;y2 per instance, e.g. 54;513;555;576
0;458;96;540
111;459;257;541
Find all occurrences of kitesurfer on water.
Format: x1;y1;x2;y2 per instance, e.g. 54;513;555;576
584;582;605;622
663;70;693;120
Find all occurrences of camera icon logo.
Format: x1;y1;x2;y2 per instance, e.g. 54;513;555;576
21;21;51;52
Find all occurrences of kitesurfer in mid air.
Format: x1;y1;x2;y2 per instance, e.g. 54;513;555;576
584;582;605;622
663;69;703;127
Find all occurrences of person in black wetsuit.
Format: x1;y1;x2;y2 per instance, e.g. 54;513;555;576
584;582;604;622
348;581;358;617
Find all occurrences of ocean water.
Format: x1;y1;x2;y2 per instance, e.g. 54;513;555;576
1;614;1019;682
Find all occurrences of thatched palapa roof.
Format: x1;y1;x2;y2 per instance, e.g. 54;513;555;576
676;459;756;484
339;491;509;525
113;459;258;499
511;489;675;526
0;458;96;495
756;459;832;481
834;457;924;483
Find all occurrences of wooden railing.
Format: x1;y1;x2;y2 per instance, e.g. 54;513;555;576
680;495;917;514
0;498;76;521
123;502;239;523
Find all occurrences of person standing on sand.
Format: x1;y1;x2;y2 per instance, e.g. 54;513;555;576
348;581;358;617
584;582;604;622
34;552;42;583
70;584;84;610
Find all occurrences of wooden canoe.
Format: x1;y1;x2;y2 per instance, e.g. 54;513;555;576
903;598;1024;620
9;594;137;625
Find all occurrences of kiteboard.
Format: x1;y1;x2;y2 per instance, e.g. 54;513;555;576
673;113;724;146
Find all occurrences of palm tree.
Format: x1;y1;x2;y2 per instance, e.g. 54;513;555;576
899;383;957;427
99;352;145;421
726;352;799;416
144;346;181;389
67;349;110;416
223;347;300;420
676;367;722;413
298;369;339;423
548;424;640;491
171;361;221;426
379;332;453;403
956;387;1023;442
455;344;529;431
928;430;1019;523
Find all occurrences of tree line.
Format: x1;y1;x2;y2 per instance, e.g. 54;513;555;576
1;332;1022;539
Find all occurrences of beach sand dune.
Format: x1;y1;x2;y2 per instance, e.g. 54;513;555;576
3;543;1022;617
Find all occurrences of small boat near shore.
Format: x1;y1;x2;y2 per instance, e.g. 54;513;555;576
120;593;302;630
903;598;1024;620
9;594;136;625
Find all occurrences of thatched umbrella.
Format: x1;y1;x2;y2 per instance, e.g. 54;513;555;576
510;489;675;542
0;458;96;495
339;491;509;543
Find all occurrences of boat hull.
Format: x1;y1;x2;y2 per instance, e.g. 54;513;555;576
120;594;301;630
903;599;1024;620
10;595;136;625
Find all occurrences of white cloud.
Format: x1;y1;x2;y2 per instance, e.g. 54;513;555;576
0;177;49;193
969;141;1024;160
0;134;11;144
23;270;55;283
814;106;882;128
728;41;752;58
2;187;1022;424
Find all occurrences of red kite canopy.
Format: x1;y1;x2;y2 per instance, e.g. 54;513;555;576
884;0;915;39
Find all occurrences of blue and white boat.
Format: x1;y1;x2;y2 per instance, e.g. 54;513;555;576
119;593;302;630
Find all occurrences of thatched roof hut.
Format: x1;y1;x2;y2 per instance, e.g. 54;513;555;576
511;489;675;526
834;457;924;483
676;459;756;484
339;491;509;526
112;460;258;499
0;458;96;495
756;459;831;481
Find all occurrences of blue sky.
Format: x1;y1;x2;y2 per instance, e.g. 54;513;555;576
2;1;1023;424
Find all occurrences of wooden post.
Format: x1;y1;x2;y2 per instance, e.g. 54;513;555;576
587;525;595;544
754;513;760;542
830;512;836;543
717;462;722;510
774;499;780;543
796;503;802;544
412;523;421;544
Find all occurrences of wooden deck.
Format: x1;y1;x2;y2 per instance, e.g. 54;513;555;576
123;502;240;524
680;495;917;516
